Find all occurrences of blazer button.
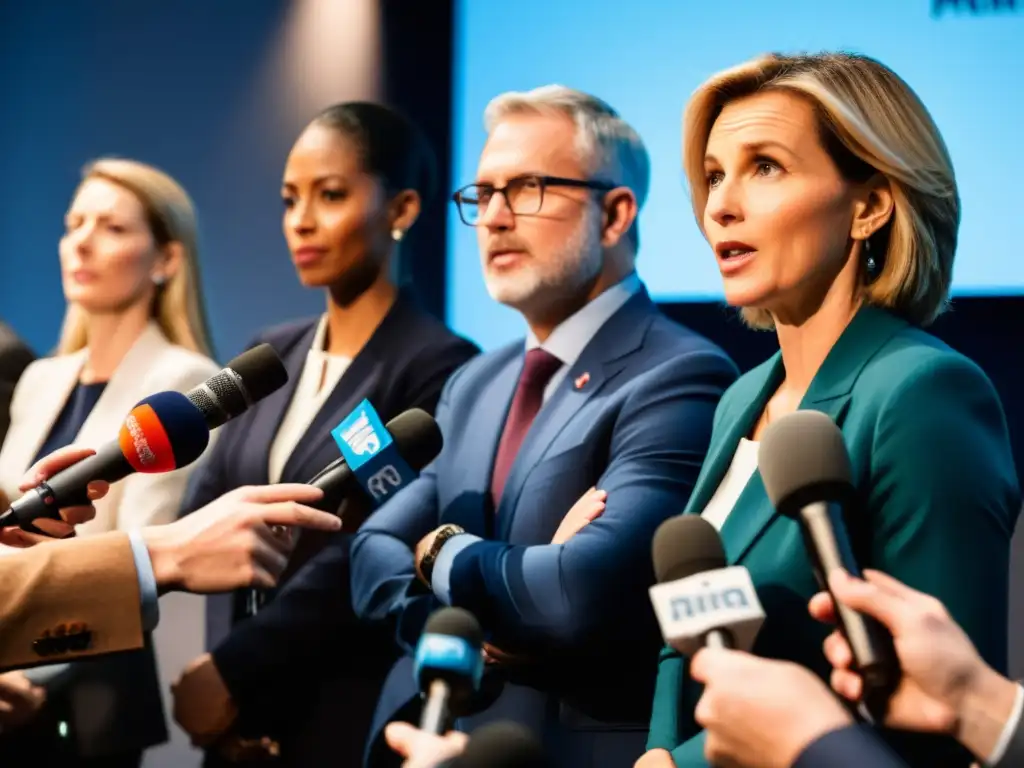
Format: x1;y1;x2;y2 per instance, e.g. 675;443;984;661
32;637;53;657
68;629;93;652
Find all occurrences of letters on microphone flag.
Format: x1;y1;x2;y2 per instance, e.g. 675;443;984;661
331;398;419;505
648;565;765;656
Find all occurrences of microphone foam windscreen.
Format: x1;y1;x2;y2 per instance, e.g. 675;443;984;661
387;409;443;469
227;343;288;403
652;516;727;584
758;410;853;512
424;607;484;648
121;391;209;473
453;721;549;768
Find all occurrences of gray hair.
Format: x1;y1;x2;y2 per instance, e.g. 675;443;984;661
483;85;651;209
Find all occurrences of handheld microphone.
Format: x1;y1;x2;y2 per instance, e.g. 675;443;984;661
244;407;443;615
308;407;443;515
0;391;209;534
0;344;288;534
415;607;484;735
758;409;900;722
648;516;765;656
183;343;287;429
446;721;549;768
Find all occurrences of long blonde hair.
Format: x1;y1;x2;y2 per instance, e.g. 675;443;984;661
57;158;213;356
683;52;959;329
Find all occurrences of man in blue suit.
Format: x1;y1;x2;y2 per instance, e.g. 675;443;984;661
350;85;738;767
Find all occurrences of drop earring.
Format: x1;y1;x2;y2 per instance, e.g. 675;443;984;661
863;239;877;277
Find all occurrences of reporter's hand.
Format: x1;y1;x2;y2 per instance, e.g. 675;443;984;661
0;446;110;548
634;748;675;767
691;647;852;768
0;670;46;730
384;721;468;768
551;487;606;544
482;641;533;667
141;484;339;593
171;653;238;747
809;569;1019;756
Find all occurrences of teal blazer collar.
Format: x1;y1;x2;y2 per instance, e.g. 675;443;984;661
685;305;910;563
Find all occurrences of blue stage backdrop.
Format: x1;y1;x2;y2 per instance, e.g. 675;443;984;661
448;0;1024;350
0;1;384;361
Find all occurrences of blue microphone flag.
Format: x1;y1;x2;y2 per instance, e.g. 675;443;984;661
331;398;417;506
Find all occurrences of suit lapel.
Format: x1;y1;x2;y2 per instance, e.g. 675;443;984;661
243;323;317;486
76;324;169;451
496;292;654;539
281;296;414;483
281;352;383;482
716;306;909;563
688;356;781;562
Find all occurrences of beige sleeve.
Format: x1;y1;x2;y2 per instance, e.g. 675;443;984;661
0;532;144;671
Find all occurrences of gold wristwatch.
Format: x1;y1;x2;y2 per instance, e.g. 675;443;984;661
420;523;466;585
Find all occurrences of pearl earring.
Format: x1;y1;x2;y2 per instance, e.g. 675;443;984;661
153;274;166;286
391;228;404;242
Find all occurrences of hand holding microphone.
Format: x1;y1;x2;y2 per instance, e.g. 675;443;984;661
0;344;287;536
691;646;856;768
646;515;853;768
0;446;111;547
810;569;1021;760
385;720;548;768
244;406;444;616
758;410;900;722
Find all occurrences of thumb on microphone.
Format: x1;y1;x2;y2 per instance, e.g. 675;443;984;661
689;646;746;685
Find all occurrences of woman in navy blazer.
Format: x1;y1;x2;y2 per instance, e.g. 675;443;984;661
170;103;478;767
640;53;1020;768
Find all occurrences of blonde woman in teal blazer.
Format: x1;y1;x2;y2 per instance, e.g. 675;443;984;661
639;53;1020;768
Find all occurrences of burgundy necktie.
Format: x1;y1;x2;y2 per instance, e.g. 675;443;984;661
490;348;563;507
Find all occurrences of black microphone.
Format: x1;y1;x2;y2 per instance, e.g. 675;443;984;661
758;409;900;722
415;607;484;735
244;408;443;615
446;721;550;768
305;408;443;515
649;516;765;654
182;343;288;429
0;344;288;534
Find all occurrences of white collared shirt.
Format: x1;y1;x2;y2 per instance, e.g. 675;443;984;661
267;316;351;483
525;272;642;402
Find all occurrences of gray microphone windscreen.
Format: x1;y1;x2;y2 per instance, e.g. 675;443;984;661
758;410;853;515
651;516;727;584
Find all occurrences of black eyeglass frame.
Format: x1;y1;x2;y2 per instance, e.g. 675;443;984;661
451;174;616;225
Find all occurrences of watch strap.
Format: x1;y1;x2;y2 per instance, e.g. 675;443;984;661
420;524;466;585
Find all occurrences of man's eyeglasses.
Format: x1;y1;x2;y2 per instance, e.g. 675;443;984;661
451;175;615;226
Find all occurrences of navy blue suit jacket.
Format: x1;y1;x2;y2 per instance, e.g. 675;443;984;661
793;726;908;768
350;290;737;767
180;293;478;766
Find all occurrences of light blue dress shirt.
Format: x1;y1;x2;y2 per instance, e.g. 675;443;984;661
430;272;642;604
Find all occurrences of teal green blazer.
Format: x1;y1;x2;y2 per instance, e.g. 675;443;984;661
647;306;1020;767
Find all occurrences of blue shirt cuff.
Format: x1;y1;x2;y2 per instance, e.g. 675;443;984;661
129;531;160;632
431;533;481;604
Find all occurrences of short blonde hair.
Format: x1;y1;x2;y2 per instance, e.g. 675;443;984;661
58;158;213;357
683;52;959;328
